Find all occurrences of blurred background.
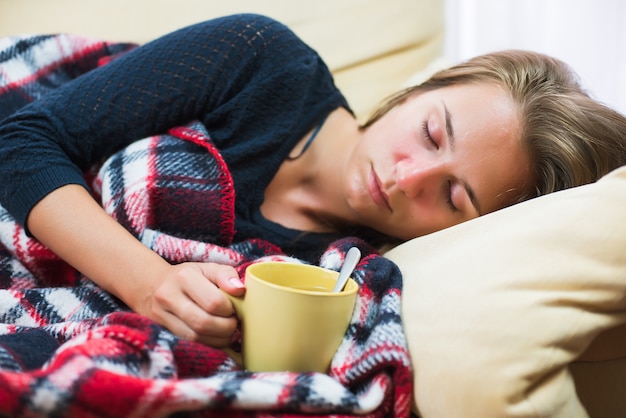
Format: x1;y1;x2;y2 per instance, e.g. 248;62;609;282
1;0;624;116
444;0;626;116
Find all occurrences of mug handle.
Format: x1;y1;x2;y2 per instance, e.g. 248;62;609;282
222;291;245;317
221;290;245;368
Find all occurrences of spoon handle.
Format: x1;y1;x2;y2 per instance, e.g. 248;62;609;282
332;247;361;293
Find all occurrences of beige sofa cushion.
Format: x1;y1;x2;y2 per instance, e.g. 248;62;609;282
385;166;626;417
0;0;444;118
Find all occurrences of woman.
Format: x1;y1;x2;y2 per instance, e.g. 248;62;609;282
0;14;625;347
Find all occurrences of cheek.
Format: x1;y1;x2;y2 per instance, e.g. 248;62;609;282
343;150;367;199
347;169;366;196
368;112;416;146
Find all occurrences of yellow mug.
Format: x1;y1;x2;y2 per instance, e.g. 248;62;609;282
224;261;358;373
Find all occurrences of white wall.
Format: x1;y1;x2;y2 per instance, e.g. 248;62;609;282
444;0;626;116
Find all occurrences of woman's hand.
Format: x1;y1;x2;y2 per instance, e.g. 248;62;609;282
27;184;245;348
143;262;245;347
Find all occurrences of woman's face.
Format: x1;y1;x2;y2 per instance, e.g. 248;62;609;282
343;82;532;240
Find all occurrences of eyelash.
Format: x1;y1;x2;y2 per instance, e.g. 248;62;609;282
446;180;458;212
422;121;458;213
421;121;438;149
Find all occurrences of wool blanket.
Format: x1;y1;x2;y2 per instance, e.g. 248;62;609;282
0;34;413;417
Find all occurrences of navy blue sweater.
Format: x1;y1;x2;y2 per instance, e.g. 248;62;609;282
0;14;350;262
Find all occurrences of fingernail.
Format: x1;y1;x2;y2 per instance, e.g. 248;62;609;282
229;277;245;288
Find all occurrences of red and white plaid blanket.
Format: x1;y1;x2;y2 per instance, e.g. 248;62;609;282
0;34;413;417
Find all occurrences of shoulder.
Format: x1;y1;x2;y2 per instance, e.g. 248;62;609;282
174;14;317;60
203;13;295;37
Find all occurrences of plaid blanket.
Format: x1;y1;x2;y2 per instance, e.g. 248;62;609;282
0;34;413;417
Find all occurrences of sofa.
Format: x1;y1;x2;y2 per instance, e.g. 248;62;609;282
0;0;445;120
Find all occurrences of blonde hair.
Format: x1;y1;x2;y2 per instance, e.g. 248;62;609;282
363;50;626;202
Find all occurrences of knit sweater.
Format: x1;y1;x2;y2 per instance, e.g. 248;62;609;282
0;13;350;262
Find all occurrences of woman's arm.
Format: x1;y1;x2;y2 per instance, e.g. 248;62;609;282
28;184;245;346
0;14;313;345
0;14;337;344
0;13;306;228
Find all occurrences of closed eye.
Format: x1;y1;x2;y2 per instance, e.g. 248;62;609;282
445;180;459;212
422;120;438;149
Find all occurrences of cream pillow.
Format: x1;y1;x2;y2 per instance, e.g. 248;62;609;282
385;166;626;418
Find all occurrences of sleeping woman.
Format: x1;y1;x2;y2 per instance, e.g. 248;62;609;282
0;13;625;347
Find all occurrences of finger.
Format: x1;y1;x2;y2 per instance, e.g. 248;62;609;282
188;263;245;318
158;308;236;347
183;279;237;318
197;263;246;296
161;296;239;345
165;263;238;318
151;275;237;339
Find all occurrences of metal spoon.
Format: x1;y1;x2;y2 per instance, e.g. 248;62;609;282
332;247;361;293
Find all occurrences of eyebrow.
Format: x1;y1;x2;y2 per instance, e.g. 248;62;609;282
444;103;482;215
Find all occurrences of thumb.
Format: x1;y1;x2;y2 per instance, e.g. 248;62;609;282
197;262;246;296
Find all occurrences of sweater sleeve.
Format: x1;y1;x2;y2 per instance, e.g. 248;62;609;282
0;13;327;228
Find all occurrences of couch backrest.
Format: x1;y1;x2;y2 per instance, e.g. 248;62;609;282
0;0;445;118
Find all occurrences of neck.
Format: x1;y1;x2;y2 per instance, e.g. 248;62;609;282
260;107;361;232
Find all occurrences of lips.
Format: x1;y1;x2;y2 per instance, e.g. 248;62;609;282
368;166;392;212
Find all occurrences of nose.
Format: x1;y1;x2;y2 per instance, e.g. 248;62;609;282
395;158;448;199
